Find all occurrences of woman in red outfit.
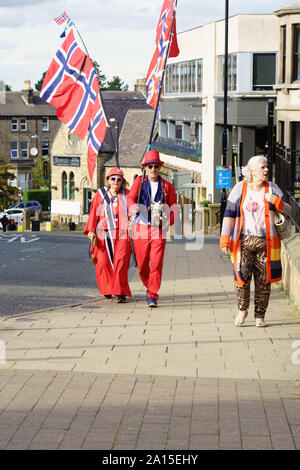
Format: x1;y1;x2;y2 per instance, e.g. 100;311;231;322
83;168;132;303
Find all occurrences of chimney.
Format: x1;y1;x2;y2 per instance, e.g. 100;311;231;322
22;80;34;105
134;78;147;97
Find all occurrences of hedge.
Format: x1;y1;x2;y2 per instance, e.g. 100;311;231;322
22;190;51;211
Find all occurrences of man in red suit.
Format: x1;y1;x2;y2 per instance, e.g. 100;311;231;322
128;150;178;307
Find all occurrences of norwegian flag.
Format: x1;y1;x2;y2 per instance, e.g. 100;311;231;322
87;93;108;182
40;29;100;140
53;11;69;25
146;0;179;109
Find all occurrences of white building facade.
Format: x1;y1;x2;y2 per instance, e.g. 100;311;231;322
157;14;279;202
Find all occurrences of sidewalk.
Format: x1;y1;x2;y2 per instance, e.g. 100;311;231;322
0;235;300;450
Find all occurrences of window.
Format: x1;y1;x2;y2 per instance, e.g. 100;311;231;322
69;172;75;200
165;59;203;94
281;26;286;83
21;141;28;158
11;118;18;131
20;118;27;131
62;172;68;199
253;53;276;91
18;173;27;191
175;124;182;139
11;141;18;158
279;121;285;146
84;189;92;214
293;25;300;81
42;117;49;131
42;140;49;157
219;54;237;91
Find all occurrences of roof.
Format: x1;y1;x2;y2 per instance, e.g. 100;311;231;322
106;108;157;167
0;91;56;116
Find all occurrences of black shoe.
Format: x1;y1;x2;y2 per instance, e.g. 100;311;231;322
104;295;112;299
117;295;127;303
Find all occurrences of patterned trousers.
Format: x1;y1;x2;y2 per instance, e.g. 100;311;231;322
235;235;271;318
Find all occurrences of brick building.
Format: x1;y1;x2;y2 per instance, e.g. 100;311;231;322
0;80;59;192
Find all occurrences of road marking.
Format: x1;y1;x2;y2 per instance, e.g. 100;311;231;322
7;236;18;242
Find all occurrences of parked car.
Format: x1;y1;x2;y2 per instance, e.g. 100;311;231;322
12;200;42;216
0;208;24;223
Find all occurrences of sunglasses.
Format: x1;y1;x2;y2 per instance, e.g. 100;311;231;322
110;177;122;182
147;164;159;169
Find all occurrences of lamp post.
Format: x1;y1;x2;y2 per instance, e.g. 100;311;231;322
220;0;229;232
109;118;120;168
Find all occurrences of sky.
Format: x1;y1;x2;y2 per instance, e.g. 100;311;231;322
0;0;294;92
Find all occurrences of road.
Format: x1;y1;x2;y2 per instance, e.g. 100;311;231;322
0;231;99;317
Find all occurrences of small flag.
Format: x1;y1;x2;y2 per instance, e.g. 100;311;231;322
54;11;74;37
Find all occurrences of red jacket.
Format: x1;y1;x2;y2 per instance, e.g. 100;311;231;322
127;175;178;226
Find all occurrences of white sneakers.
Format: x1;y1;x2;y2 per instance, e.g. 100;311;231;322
234;311;267;327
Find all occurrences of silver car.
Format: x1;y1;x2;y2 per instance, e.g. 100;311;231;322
12;200;42;216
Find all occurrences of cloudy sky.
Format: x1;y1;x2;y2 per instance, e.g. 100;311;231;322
0;0;292;91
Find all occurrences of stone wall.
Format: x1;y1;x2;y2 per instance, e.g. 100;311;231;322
281;233;300;310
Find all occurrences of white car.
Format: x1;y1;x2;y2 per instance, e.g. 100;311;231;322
0;208;24;223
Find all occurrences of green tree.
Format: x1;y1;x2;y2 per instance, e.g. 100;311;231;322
92;61;107;89
35;72;46;91
106;75;129;91
32;155;50;189
0;80;11;92
0;165;18;209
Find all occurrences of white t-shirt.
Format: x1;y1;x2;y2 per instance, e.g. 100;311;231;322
242;187;266;237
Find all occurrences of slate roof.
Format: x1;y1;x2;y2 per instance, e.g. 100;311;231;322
0;91;56;116
106;108;157;167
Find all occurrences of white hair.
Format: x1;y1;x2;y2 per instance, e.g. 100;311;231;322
243;155;267;182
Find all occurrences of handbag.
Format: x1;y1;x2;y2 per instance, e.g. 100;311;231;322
269;185;292;240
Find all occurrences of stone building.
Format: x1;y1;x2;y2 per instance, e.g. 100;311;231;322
50;91;152;225
0;80;59;192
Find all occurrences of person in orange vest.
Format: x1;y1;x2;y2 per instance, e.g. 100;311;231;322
128;150;178;307
83;168;132;303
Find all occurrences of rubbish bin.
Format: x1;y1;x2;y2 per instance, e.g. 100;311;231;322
32;220;40;232
7;219;16;231
69;222;76;231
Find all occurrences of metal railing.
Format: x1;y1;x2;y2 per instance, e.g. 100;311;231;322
151;137;202;160
275;142;300;231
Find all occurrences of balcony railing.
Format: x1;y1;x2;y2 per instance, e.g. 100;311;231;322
151;137;202;161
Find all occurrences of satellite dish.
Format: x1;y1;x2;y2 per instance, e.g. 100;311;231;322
30;147;38;156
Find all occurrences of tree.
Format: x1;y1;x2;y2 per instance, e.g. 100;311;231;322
92;61;107;89
0;80;11;92
0;165;19;209
32;155;50;189
35;72;46;91
106;76;129;91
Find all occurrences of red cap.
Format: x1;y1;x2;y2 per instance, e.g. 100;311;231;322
106;167;124;179
141;150;164;168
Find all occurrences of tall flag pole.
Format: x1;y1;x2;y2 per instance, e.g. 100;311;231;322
146;0;179;149
41;12;114;183
137;0;179;204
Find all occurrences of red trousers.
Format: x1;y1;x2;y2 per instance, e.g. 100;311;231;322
94;235;132;297
132;225;166;300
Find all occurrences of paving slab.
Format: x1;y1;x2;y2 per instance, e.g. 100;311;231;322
0;236;299;449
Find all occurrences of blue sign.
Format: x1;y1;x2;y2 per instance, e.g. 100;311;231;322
216;166;232;189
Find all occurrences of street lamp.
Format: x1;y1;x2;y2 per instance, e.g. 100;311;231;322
109;118;120;168
220;0;229;232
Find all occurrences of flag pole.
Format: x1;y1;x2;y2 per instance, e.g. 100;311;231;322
138;1;178;204
73;24;117;163
147;0;178;149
